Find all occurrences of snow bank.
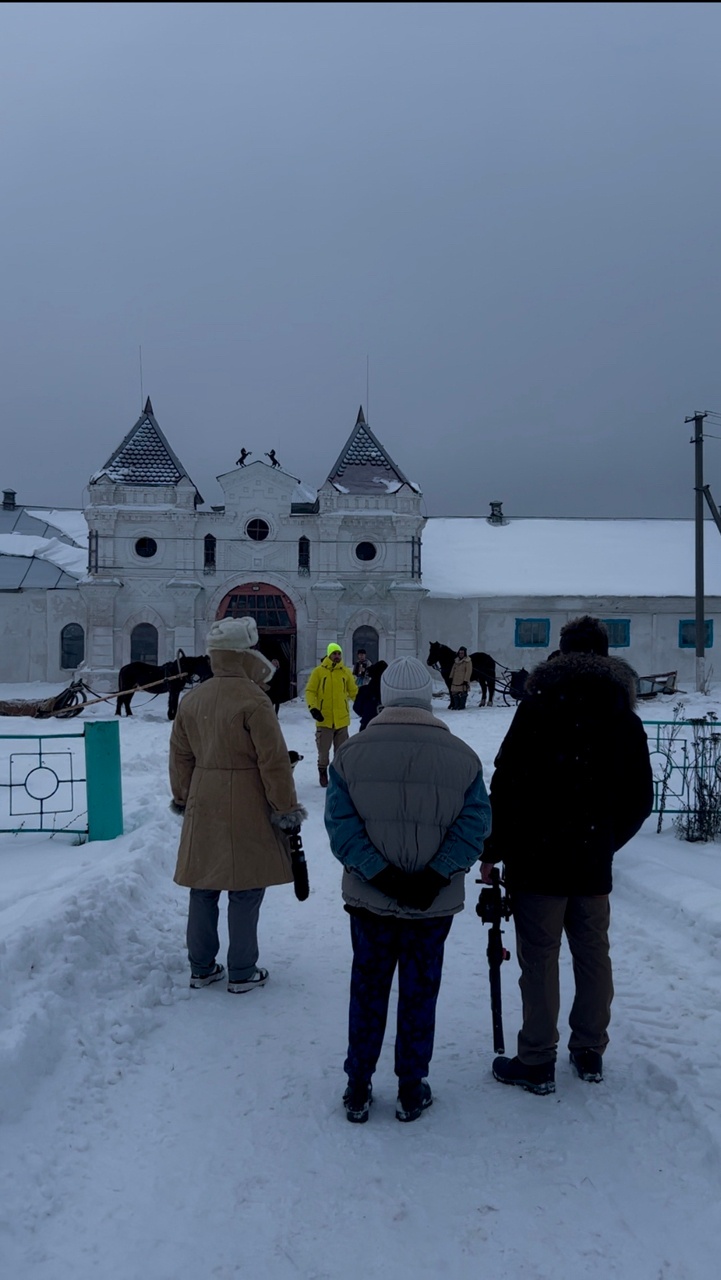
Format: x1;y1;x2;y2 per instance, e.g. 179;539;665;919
2;693;721;1277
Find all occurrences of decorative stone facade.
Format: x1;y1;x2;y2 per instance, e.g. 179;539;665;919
80;402;427;690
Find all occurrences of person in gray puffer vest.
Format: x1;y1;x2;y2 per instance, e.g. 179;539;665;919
324;656;491;1124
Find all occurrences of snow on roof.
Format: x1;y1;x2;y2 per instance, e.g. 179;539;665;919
421;518;721;598
0;533;86;579
26;509;88;547
325;407;415;496
295;481;318;504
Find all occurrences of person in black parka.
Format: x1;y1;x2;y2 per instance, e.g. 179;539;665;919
481;615;653;1094
352;660;388;731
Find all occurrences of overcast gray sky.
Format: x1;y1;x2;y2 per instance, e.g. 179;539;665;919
2;1;721;518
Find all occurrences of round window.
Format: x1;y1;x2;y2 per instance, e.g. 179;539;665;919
246;518;270;542
135;537;157;559
355;541;377;562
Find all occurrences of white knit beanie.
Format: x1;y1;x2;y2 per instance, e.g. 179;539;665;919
380;656;433;710
206;617;259;651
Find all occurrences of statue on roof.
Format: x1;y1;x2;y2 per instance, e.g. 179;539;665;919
236;449;252;467
265;449;281;469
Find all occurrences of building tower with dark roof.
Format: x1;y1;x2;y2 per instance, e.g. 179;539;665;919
82;400;204;675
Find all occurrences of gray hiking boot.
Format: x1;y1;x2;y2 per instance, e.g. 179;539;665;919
189;964;225;989
227;967;269;994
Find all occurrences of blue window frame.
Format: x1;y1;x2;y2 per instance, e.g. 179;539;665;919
679;620;713;649
602;619;630;648
515;618;550;647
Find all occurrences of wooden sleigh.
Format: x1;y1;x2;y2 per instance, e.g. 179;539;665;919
635;670;678;700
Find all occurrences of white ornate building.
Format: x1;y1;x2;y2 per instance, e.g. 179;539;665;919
80;400;426;693
2;399;721;691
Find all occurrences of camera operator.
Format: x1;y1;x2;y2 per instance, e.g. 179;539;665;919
481;616;653;1094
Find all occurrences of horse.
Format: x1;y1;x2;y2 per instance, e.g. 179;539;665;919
115;650;213;719
427;641;496;707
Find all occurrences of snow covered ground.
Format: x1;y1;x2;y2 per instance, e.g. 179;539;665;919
1;682;721;1279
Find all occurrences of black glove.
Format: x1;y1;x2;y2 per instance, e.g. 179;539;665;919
169;799;186;816
368;865;408;901
397;866;450;912
310;708;324;722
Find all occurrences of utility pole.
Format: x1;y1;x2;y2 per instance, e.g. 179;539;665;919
686;411;708;692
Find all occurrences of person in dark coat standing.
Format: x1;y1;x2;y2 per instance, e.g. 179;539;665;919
352;660;387;731
481;615;653;1094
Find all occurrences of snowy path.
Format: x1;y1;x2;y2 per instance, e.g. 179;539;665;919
1;698;721;1278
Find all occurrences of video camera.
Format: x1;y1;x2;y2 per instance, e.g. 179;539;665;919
476;872;513;927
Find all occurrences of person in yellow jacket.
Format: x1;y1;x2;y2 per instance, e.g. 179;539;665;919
306;644;358;787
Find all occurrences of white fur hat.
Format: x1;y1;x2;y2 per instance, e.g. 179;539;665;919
207;617;259;651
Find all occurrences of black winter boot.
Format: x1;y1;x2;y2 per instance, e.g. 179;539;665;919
343;1080;372;1123
569;1049;603;1082
396;1079;433;1122
492;1055;555;1095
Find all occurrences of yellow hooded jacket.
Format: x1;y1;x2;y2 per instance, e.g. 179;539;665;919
305;656;358;729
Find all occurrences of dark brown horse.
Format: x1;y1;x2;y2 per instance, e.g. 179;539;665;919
115;651;212;719
427;642;496;707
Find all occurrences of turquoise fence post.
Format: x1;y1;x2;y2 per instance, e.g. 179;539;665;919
84;721;124;841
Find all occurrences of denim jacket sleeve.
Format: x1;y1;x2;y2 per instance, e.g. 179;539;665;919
428;771;492;879
323;765;387;881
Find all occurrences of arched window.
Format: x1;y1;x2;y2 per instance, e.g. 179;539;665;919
352;625;379;665
131;623;158;664
60;623;85;669
298;536;310;576
204;533;216;572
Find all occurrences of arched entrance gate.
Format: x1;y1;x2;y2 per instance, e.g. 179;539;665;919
216;584;297;701
352;625;379;666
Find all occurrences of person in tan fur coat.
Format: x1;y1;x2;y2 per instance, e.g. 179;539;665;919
170;616;306;994
449;646;473;709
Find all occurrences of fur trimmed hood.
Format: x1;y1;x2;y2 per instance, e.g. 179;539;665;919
525;651;639;710
209;647;275;686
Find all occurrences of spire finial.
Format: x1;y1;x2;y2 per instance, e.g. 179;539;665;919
356;404;366;425
143;395;154;416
